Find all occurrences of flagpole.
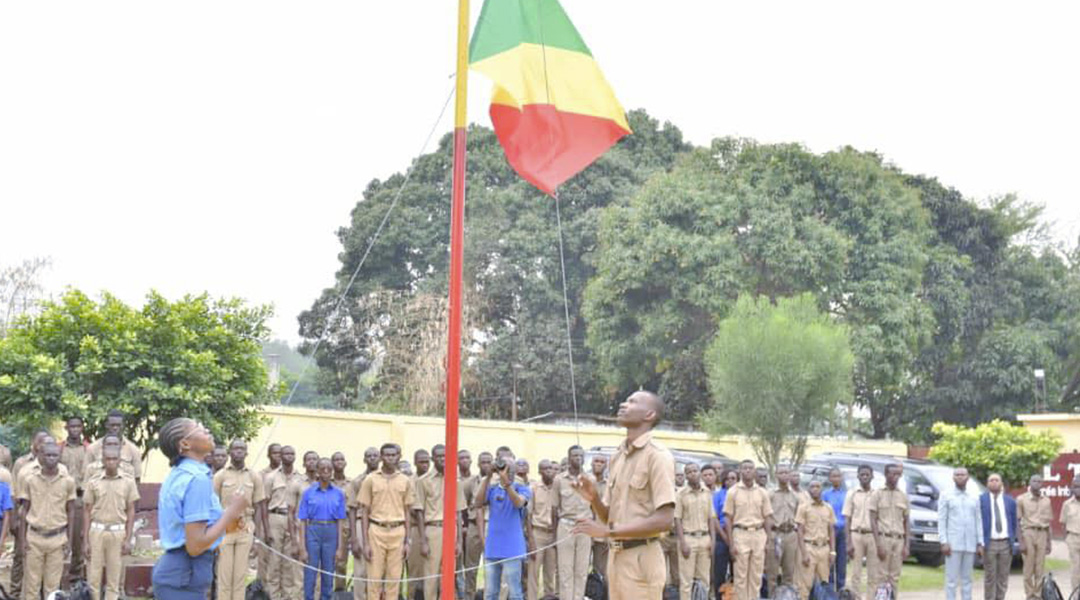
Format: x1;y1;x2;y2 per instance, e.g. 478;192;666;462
441;0;469;597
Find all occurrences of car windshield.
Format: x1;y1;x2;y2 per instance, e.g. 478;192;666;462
915;465;986;494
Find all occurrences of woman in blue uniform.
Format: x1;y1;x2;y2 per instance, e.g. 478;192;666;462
152;418;247;599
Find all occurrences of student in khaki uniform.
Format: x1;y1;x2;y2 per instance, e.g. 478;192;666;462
0;443;11;470
330;451;350;591
463;450;492;600
9;429;51;599
18;441;77;600
526;459;558;600
675;462;715;600
663;463;684;586
870;463;909;592
87;410;143;483
256;442;281;582
1060;477;1080;593
589;454;609;578
723;460;774;600
572;391;677;600
59;416;91;583
82;446;139;600
795;481;836;600
1017;474;1053;600
359;443;415;600
266;446;305;600
415;444;465;600
766;465;801;595
348;446;381;600
843;465;878;600
406;448;431;599
554;445;594;600
213;439;267;600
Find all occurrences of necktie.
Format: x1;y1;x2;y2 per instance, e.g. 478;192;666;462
994;495;1003;534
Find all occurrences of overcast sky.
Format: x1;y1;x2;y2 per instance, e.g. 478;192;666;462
2;1;1077;343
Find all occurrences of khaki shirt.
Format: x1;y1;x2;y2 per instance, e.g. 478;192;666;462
415;470;466;523
88;439;143;479
870;487;909;536
461;474;481;521
770;488;801;527
0;466;10;487
11;453;34;496
288;476;317;515
18;469;76;529
214;464;266;520
347;473;369;510
267;469;305;512
59;441;91;490
553;471;594;522
605;432;676;537
1017;491;1052;530
593;476;608;515
724;481;773;527
84;473;139;525
1062;496;1080;535
675;485;715;534
84;460;135;483
359;471;415;523
0;444;10;470
796;500;836;543
529;480;556;530
842;487;875;532
15;460;69;497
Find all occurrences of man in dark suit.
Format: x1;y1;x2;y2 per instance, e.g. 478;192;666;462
980;473;1018;600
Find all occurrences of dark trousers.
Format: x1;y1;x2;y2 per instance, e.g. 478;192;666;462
829;526;846;590
304;523;338;600
153;548;215;600
713;534;731;593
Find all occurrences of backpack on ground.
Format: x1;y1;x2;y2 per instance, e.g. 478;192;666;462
585;571;606;600
809;579;839;600
837;588;856;600
691;579;708;600
772;585;800;600
873;582;895;600
1044;573;1065;600
245;580;271;600
663;583;679;600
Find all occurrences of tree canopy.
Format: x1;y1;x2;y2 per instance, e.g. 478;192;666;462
929;420;1062;487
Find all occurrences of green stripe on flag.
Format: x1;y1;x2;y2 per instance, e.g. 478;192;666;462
469;0;593;64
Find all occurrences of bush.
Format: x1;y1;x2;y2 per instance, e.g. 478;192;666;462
929;420;1062;487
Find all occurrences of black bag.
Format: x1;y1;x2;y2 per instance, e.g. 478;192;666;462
809;579;839;600
332;591;355;600
691;579;708;600
0;585;15;600
68;580;93;600
245;580;272;600
663;583;679;600
1044;573;1065;600
585;571;606;600
772;585;800;600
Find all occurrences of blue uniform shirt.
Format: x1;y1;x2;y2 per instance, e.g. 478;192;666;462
158;458;223;551
484;481;532;559
713;487;728;528
0;481;12;514
822;486;846;529
298;483;347;522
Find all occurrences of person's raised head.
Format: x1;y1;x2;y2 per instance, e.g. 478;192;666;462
159;418;213;467
616;390;665;430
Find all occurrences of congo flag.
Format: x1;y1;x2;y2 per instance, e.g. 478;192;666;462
469;0;631;196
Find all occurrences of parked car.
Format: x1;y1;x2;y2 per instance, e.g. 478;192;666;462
585;446;739;478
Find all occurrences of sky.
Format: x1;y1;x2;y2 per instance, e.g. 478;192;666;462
2;1;1077;344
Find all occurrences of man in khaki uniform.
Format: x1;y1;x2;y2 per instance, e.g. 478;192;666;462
1060;476;1080;593
554;445;594;600
723;460;774;600
87;410;143;483
572;390;677;600
256;442;281;583
82;446;139;600
462;450;490;600
795;481;836;599
766;465;801;595
675;462;715;600
359;443;414;600
9;429;51;599
590;454;609;578
60;416;91;583
329;451;351;592
843;465;878;600
18;441;77;600
213;439;267;600
406;448;431;599
1018;474;1053;600
415;444;465;600
266;445;305;600
348;447;380;600
870;463;909;591
527;459;557;600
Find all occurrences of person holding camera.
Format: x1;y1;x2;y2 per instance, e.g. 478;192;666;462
476;450;532;600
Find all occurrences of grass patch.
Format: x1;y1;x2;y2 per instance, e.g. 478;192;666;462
898;557;1070;592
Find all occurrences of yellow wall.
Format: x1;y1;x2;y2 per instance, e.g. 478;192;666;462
1019;413;1080;453
140;406;908;482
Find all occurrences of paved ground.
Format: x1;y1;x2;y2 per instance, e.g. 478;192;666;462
903;543;1072;600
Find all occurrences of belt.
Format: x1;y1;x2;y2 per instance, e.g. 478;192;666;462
733;524;764;531
882;532;904;539
370;520;405;529
30;525;67;538
772;524;795;533
853;529;873;534
1024;525;1049;531
269;508;289;516
464;518;477;526
805;539;830;547
609;537;658;551
90;522;126;532
686;531;710;537
426;520;443;527
308;520;338;525
532;524;554;533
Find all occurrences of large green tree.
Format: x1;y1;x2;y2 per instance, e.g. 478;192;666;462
0;290;278;452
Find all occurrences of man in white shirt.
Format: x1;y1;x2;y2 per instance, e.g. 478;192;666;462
979;473;1017;600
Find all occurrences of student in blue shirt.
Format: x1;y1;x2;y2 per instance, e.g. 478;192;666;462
821;467;848;592
0;470;12;552
475;451;531;600
297;457;347;600
152;418;248;600
712;467;737;594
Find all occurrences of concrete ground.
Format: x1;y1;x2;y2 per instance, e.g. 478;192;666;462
903;543;1073;600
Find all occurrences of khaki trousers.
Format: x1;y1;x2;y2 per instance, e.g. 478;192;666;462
591;540;608;578
984;538;1012;600
218;524;254;600
877;535;903;590
607;540;665;600
557;520;591;600
764;530;798;594
1022;528;1049;600
10;520;24;598
848;532;878;600
351;539;368;600
367;524;406;600
796;543;830;600
423;525;446;600
732;528;766;600
527;526;557;600
1068;533;1080;596
679;534;711;600
662;533;680;585
336;519;351;591
88;527;125;600
23;529;67;600
267;513;299;600
69;496;86;581
407;522;423;599
464;521;483;599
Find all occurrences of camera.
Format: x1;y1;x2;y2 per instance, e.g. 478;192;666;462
494;456;509;472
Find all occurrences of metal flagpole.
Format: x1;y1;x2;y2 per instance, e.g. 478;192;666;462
440;0;469;597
